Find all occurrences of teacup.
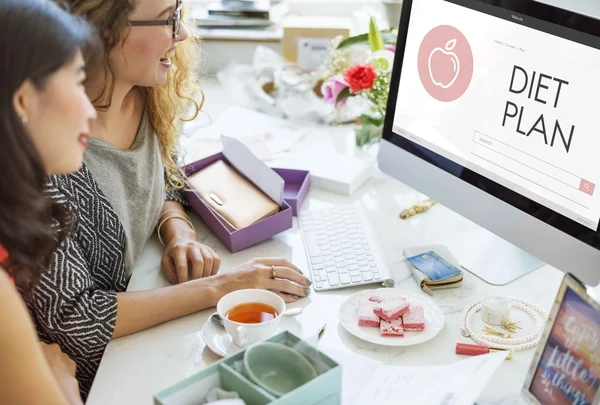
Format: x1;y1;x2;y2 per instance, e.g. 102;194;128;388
216;289;285;348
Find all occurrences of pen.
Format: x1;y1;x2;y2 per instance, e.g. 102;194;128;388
455;342;513;360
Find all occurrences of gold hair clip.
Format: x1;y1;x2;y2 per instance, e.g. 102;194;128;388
501;319;522;334
483;326;512;339
400;199;437;219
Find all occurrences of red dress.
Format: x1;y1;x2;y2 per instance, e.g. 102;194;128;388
0;244;14;285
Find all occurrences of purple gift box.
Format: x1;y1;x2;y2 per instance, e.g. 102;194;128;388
272;168;311;216
184;153;310;253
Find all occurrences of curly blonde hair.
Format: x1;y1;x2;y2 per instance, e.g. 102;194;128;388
60;0;202;191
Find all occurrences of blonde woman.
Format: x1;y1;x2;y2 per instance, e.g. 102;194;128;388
23;0;311;398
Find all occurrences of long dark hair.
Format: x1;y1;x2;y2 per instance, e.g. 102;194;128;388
0;0;98;287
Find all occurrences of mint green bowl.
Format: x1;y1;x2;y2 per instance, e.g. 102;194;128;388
244;342;318;397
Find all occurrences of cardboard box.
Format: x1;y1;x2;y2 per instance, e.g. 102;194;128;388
282;15;351;70
154;331;342;405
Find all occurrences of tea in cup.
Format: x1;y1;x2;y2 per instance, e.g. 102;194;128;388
216;289;285;347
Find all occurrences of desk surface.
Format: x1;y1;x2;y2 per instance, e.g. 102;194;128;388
86;80;565;405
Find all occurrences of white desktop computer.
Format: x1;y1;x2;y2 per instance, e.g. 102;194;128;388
378;0;600;286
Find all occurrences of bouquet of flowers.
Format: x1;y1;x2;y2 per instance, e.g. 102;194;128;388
319;17;397;147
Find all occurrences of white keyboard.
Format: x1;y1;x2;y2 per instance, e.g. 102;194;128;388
299;203;394;291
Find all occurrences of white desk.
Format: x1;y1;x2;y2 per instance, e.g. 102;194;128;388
86;80;565;405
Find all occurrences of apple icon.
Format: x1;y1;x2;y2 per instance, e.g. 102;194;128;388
428;39;460;89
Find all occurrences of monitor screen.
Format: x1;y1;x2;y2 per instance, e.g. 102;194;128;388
386;0;600;236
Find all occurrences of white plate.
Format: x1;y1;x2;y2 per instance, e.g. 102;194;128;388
339;288;445;347
201;313;302;357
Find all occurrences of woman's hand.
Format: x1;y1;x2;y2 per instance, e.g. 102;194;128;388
39;342;82;405
219;257;312;303
161;237;221;284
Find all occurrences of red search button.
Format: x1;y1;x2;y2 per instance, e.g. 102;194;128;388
579;179;595;196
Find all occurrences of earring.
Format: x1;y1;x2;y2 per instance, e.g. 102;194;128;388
21;115;28;124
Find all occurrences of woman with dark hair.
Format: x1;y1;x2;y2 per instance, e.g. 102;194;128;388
0;0;97;403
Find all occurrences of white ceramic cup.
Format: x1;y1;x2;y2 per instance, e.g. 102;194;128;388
216;289;286;348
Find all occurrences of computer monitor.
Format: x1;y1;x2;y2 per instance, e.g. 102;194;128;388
378;0;600;286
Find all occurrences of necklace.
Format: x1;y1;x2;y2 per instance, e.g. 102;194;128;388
459;297;549;351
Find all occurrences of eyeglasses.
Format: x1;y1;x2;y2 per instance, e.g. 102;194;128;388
129;0;183;39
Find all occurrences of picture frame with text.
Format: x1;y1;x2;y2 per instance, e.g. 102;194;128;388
522;273;600;405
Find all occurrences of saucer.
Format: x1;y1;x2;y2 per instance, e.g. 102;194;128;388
201;313;303;357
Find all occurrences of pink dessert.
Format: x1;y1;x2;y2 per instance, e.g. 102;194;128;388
357;300;380;328
380;318;404;337
373;297;410;322
402;304;425;331
368;295;385;303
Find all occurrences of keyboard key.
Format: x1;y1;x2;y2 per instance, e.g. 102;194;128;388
373;273;382;280
340;274;351;285
324;260;334;267
327;273;340;286
349;270;360;277
351;276;362;283
304;233;320;257
335;262;345;269
362;273;373;281
325;266;337;273
348;264;358;271
358;260;368;267
316;282;324;289
312;263;324;270
337;267;348;274
360;266;371;273
310;257;322;265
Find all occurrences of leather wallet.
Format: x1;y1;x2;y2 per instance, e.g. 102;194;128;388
403;244;463;296
187;160;280;230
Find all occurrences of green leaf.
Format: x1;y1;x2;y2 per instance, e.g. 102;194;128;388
336;87;354;104
368;17;384;51
359;114;385;127
336;30;397;50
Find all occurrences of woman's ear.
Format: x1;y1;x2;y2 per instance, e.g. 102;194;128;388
12;80;36;123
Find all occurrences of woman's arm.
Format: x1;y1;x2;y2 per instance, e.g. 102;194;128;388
113;257;311;338
0;270;82;405
159;200;222;283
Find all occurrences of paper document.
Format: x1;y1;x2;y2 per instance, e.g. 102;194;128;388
321;347;508;405
357;351;508;405
222;135;284;205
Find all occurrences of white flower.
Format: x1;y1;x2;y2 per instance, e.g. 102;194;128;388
346;44;372;65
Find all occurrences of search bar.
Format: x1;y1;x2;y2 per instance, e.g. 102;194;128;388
471;131;595;207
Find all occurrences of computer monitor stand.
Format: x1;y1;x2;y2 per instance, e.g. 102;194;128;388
447;228;545;286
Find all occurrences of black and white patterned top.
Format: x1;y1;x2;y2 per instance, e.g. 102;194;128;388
22;163;186;400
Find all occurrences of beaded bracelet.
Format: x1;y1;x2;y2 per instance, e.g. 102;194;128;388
459;297;549;351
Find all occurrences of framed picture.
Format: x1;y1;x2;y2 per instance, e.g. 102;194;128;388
522;273;600;405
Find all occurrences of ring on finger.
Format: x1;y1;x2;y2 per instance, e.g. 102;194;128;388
271;265;277;279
